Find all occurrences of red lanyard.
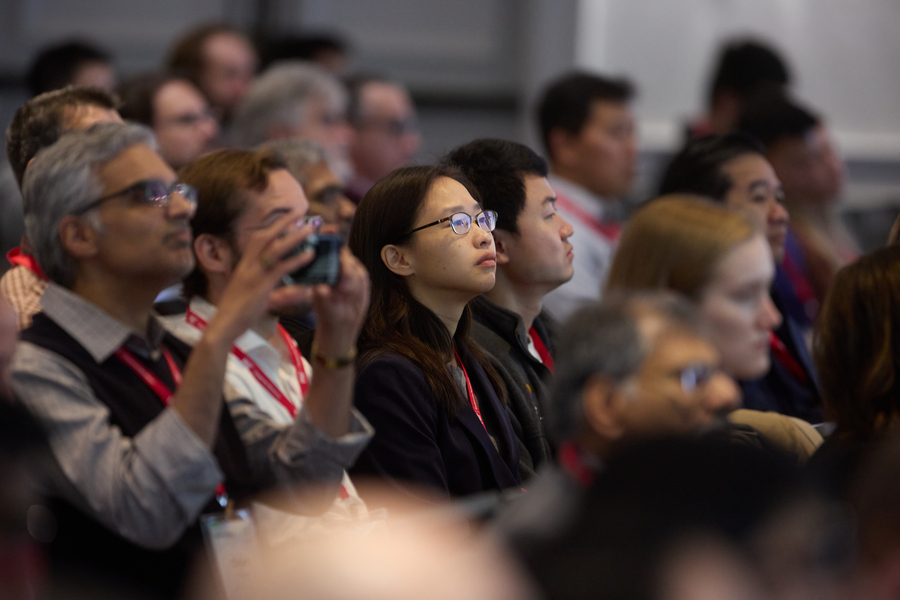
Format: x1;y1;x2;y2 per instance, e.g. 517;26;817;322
558;441;594;488
115;344;228;506
769;332;809;386
528;327;555;374
6;247;48;281
554;193;621;241
185;309;310;417
454;349;486;432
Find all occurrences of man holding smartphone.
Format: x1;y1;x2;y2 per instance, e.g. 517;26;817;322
166;147;372;525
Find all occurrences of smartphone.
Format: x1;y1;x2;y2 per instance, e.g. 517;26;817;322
282;233;342;286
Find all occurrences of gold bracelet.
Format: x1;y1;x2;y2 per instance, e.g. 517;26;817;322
311;345;357;369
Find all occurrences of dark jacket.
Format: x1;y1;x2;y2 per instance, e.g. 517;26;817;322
740;286;823;423
470;295;555;478
350;347;521;499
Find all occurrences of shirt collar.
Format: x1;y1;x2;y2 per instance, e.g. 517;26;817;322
547;174;607;220
40;282;168;363
187;296;271;354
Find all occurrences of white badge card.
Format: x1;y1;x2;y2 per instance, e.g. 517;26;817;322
200;509;259;600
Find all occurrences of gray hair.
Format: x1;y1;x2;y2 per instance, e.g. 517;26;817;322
549;291;703;442
258;138;326;188
22;122;157;288
233;61;347;148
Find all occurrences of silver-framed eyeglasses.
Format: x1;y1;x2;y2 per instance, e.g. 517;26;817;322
407;210;498;236
678;363;716;394
74;179;198;215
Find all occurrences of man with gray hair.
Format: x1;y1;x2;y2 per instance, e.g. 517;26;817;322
261;138;356;240
234;61;354;181
495;291;739;541
12;122;372;598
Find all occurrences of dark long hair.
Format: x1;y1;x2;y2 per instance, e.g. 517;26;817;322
348;165;506;416
813;245;900;440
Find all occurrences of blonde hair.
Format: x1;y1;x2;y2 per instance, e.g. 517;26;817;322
606;195;758;300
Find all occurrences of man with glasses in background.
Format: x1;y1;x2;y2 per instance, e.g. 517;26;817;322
117;71;220;170
12;122;372;598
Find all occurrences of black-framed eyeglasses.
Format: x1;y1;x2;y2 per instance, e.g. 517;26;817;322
407;210;498;236
677;363;716;394
74;180;198;216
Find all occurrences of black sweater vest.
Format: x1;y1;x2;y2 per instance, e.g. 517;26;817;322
21;313;255;599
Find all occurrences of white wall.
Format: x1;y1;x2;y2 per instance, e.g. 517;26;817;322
574;0;900;159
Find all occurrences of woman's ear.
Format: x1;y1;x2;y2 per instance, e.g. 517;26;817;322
193;233;234;276
381;244;414;277
58;215;100;260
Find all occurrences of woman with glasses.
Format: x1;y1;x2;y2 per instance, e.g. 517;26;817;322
347;164;522;498
606;195;823;461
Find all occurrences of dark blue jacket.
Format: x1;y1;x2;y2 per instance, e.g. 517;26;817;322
351;348;521;498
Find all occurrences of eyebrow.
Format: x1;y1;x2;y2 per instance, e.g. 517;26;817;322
747;180;773;193
261;207;293;226
541;195;557;207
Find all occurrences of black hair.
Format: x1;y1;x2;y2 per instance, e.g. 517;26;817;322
737;92;819;148
443;139;548;234
27;40;111;97
657;133;766;201
708;39;791;106
257;32;348;71
537;71;634;160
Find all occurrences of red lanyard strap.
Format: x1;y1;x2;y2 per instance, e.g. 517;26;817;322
554;193;621;241
768;332;809;386
115;344;227;505
454;349;486;432
6;247;48;281
186;309;310;418
528;327;555;374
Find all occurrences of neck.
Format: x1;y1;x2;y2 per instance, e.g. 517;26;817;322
485;270;545;331
410;285;468;338
71;273;158;333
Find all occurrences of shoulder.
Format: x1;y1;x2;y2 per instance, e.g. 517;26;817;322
357;352;430;393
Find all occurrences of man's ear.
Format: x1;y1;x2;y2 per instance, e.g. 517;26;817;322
193;233;234;275
381;244;414;277
581;374;628;442
58;215;100;260
492;230;512;266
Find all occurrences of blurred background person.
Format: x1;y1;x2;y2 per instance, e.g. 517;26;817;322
686;39;792;139
607;196;823;461
344;75;421;202
257;32;351;75
536;71;638;321
260;138;356;241
739;92;855;312
234;61;355;182
117;71;220;170
26;39;117;96
1;86;122;328
167;22;259;129
658;134;822;423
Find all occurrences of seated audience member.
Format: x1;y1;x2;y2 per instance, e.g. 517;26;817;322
168;148;370;529
260;138;356;241
658;134;822;423
738;93;855;308
167;23;258;127
257;32;350;74
686;39;791;139
117;71;219;170
496;292;740;531
1;86;123;329
345;75;421;202
536;72;637;320
233;62;354;182
444;139;574;476
12;122;372;598
607;197;823;460
808;246;900;499
348;165;521;498
27;40;116;96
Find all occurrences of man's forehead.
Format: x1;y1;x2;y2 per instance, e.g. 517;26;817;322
98;143;175;189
